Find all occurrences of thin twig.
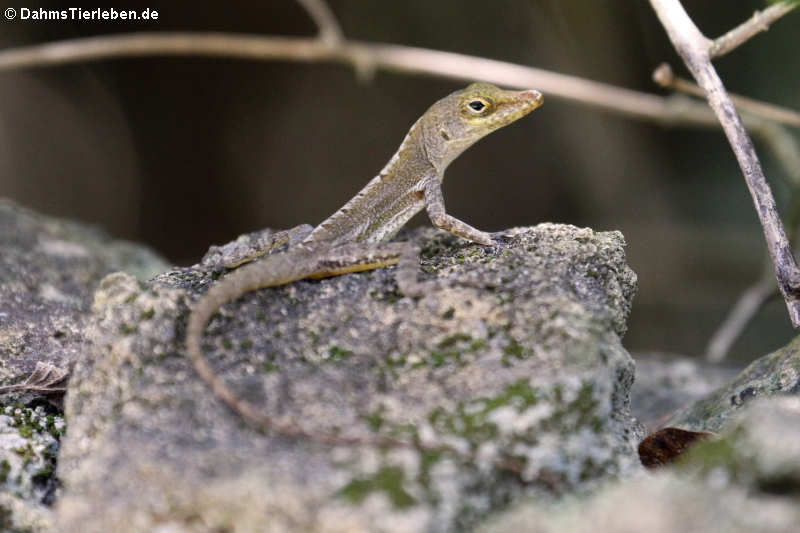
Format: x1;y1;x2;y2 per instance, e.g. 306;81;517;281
653;63;800;127
3;31;792;134
705;271;778;362
710;2;798;58
295;0;343;45
706;179;800;361
0;32;695;123
649;0;800;327
704;123;800;361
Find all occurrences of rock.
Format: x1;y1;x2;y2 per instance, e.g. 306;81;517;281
56;223;642;533
0;198;169;527
478;396;800;533
0;492;54;533
680;395;800;495
478;471;800;533
0;404;63;504
631;354;739;431
667;335;800;432
0;198;170;390
0;403;62;533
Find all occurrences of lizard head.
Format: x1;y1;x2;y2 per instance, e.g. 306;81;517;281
422;83;543;172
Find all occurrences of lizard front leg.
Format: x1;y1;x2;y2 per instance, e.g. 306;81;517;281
424;178;495;246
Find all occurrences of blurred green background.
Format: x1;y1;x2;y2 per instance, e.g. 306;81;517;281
0;1;797;362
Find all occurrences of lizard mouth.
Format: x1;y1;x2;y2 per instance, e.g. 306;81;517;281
514;89;543;116
491;89;543;126
520;89;544;109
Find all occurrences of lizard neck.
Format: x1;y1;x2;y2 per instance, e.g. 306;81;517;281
303;117;437;247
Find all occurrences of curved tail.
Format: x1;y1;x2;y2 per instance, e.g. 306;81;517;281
185;250;313;436
184;246;412;447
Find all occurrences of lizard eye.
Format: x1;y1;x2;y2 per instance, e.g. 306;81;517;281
464;97;492;116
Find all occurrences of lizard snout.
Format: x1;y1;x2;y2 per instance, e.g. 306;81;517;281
520;89;543;109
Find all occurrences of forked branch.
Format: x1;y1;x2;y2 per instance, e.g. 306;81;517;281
710;2;798;58
649;0;800;327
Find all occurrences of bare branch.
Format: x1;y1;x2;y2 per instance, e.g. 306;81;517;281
707;178;800;362
710;2;798;58
705;273;777;362
654;63;800;127
650;0;800;327
0;31;725;131
295;0;344;45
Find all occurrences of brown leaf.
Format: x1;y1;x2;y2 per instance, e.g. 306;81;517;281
638;427;713;468
0;362;69;395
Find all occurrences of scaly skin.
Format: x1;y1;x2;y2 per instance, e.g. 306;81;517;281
186;83;543;439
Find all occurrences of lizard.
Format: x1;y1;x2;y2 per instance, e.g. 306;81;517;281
185;82;543;442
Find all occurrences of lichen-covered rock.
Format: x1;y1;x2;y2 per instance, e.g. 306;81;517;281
56;223;641;533
680;396;800;494
0;492;54;533
0;403;62;533
478;472;800;533
0;404;63;503
479;396;800;533
667;335;800;432
0;199;169;529
631;354;739;431
0;198;169;389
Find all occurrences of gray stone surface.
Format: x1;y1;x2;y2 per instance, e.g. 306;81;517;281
56;223;642;533
0;404;62;533
0;492;55;533
0;198;169;388
667;335;800;432
0;404;63;503
682;396;800;494
631;353;739;431
0;198;169;530
479;396;800;533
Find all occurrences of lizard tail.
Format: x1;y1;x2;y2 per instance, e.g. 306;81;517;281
184;248;413;448
185;253;313;437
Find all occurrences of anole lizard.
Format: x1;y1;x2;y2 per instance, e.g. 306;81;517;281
186;83;543;441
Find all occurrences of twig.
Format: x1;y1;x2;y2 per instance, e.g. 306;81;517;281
706;179;800;361
705;270;778;362
3;30;794;136
0;32;697;123
295;0;343;45
653;63;800;127
703;122;800;361
649;0;800;327
710;2;798;58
